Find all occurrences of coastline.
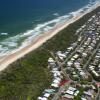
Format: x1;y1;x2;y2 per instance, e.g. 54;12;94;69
0;3;100;71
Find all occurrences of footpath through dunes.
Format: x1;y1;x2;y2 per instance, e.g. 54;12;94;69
0;5;99;100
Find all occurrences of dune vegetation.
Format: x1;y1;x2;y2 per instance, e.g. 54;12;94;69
0;7;99;100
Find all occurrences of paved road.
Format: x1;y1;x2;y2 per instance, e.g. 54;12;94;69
50;37;87;100
95;87;100;100
52;85;64;100
62;36;87;65
50;35;88;100
51;39;100;100
51;15;100;100
52;83;70;100
83;41;100;70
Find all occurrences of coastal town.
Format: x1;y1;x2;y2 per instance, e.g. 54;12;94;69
38;12;100;100
0;1;100;100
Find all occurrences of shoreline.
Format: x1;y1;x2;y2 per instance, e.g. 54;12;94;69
0;3;100;71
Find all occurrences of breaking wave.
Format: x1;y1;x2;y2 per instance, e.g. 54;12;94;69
0;33;8;36
0;0;99;58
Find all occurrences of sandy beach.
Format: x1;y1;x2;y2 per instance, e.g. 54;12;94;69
0;3;100;71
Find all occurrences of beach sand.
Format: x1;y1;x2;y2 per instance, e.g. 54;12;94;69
0;3;100;71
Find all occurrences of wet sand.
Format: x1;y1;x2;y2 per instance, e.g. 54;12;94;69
0;3;99;71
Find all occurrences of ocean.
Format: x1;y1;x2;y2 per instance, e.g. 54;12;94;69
0;0;99;57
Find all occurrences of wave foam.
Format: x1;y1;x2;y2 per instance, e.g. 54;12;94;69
0;0;99;58
53;13;59;16
0;33;8;36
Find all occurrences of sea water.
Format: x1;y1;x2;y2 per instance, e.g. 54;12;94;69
0;0;99;57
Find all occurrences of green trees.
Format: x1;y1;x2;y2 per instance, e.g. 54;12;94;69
0;6;99;100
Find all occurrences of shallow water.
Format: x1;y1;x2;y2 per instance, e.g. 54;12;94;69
0;0;99;57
